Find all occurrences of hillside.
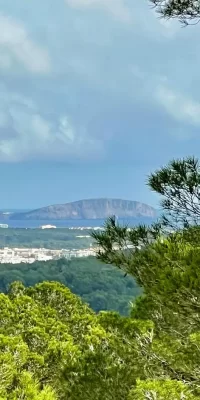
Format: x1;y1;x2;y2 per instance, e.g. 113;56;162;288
10;198;156;220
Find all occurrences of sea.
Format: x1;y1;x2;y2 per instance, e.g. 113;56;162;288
0;217;157;229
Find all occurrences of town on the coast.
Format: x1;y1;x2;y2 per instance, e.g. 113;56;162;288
0;224;102;263
0;223;135;264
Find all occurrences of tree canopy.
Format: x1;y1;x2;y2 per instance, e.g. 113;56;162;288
92;156;200;398
3;237;200;399
149;156;200;229
2;276;200;399
92;226;200;398
0;281;155;399
150;0;200;25
0;257;141;315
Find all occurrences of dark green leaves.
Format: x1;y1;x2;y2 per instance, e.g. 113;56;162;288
148;156;200;229
150;0;200;25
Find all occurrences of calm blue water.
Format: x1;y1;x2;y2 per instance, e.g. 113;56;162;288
0;217;156;229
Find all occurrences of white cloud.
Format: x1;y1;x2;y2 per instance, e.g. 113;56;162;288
0;14;50;73
158;18;179;38
0;86;104;162
155;85;200;128
65;0;131;22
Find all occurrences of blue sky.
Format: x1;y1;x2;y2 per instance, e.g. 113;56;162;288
0;0;199;209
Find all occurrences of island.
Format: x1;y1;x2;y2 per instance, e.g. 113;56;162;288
8;198;157;220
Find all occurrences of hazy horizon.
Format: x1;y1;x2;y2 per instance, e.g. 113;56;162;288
0;197;160;212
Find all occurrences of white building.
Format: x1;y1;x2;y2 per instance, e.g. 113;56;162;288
40;225;57;229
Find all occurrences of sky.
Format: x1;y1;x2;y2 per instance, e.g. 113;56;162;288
0;0;199;209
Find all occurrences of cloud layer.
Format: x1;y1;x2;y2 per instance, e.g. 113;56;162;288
65;0;131;21
0;85;104;162
156;85;200;128
0;14;50;73
0;0;200;164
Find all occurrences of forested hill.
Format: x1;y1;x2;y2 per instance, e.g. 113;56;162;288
9;198;156;220
0;257;141;315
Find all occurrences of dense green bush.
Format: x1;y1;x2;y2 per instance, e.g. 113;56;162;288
0;281;153;399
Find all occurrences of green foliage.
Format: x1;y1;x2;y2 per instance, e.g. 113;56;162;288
93;222;200;333
129;379;199;400
148;156;200;229
0;281;151;399
92;157;200;398
93;229;200;397
0;256;141;315
150;0;200;26
2;234;200;398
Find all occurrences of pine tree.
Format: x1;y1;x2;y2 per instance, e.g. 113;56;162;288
92;156;200;398
151;0;200;25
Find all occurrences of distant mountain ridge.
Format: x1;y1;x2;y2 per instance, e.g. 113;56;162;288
9;198;157;221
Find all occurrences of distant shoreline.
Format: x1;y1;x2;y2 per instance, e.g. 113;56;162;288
0;216;156;229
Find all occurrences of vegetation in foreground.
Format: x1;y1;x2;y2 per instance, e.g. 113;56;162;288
92;156;200;398
0;280;153;399
2;228;200;399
